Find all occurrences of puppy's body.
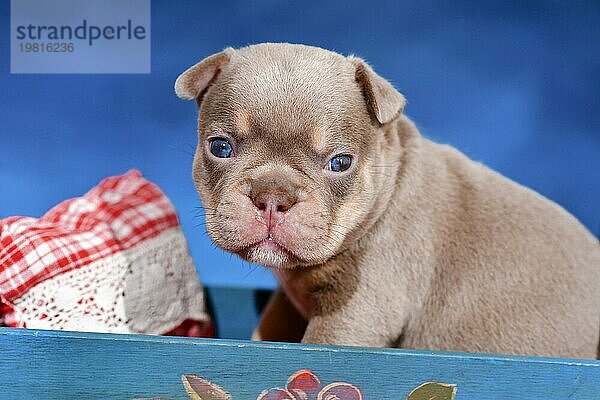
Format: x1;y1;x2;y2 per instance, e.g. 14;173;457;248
176;43;600;358
277;115;600;358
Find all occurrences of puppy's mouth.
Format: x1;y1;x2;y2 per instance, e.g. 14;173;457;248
206;190;337;269
239;235;299;269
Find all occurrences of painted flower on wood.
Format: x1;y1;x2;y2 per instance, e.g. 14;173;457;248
182;370;360;400
181;370;455;400
256;369;362;400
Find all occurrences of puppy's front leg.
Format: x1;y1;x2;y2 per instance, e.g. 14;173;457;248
302;298;400;348
252;289;307;342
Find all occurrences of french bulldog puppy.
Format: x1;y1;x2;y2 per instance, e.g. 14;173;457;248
175;43;600;358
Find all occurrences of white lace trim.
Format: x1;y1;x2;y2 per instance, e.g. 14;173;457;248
11;228;208;334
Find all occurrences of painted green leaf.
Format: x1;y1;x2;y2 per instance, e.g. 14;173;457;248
406;382;457;400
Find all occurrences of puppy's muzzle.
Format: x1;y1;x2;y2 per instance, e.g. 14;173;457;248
247;170;300;230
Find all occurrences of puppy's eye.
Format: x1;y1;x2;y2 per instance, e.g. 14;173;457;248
328;154;352;172
209;138;233;158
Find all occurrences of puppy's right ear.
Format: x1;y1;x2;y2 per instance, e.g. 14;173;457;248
174;48;234;102
348;56;406;125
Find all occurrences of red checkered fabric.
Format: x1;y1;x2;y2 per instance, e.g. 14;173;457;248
0;170;179;304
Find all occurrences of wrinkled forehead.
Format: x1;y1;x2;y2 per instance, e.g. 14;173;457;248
202;50;362;148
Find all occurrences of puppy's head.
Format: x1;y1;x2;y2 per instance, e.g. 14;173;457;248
176;43;406;269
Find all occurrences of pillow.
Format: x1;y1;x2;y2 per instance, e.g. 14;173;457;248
0;170;213;337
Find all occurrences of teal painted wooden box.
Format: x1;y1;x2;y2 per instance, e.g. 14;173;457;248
1;327;599;399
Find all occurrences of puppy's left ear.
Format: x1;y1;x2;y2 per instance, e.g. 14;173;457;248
349;56;406;125
175;47;234;101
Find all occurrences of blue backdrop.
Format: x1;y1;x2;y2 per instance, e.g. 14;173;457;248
1;1;598;288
